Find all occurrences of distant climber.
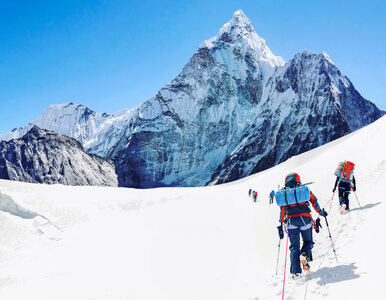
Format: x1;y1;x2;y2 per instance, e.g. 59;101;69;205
333;161;356;213
253;191;257;202
276;173;327;279
269;190;275;204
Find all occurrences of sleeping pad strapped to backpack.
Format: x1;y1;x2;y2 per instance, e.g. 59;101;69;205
275;185;311;207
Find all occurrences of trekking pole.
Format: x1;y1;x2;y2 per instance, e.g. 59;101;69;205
328;194;334;215
299;181;314;186
323;212;338;263
323;192;334;207
275;239;281;275
325;191;336;214
326;178;341;214
281;227;289;300
353;191;361;208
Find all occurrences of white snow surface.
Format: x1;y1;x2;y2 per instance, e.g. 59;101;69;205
0;115;385;299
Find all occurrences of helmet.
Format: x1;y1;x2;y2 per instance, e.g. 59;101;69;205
285;173;301;188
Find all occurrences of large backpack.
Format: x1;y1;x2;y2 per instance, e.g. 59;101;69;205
334;161;355;183
275;185;310;207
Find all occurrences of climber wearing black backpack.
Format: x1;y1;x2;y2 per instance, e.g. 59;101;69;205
276;173;327;279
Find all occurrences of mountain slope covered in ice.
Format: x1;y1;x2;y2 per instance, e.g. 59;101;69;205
0;10;384;188
210;50;384;184
0;103;134;159
0;115;385;299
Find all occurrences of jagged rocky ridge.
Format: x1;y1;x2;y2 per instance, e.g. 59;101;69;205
0;10;384;187
0;126;117;186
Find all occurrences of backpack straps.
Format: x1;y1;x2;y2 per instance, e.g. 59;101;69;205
284;189;289;206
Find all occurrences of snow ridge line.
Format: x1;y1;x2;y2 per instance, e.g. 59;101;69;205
0;190;62;231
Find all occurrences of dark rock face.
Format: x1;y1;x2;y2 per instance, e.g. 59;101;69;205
0;126;117;186
114;131;176;188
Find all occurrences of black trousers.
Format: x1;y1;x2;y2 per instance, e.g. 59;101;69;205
338;185;350;210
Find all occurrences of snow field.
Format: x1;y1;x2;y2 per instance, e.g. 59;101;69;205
0;116;385;299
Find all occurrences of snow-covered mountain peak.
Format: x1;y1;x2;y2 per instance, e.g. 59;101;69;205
287;50;342;79
20;125;82;149
227;9;254;32
0;101;134;158
24;125;51;138
199;9;254;49
232;9;249;21
320;51;335;65
44;102;99;119
294;50;335;67
199;10;285;69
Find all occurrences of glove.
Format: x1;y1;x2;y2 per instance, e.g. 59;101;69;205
332;188;336;193
277;224;284;240
321;208;328;217
353;186;356;192
315;217;322;233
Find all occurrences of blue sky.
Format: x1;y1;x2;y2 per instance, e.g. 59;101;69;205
0;0;385;133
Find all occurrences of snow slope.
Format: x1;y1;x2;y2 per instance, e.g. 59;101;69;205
0;115;385;299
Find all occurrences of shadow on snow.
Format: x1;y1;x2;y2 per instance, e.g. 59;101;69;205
308;263;360;285
349;202;381;212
